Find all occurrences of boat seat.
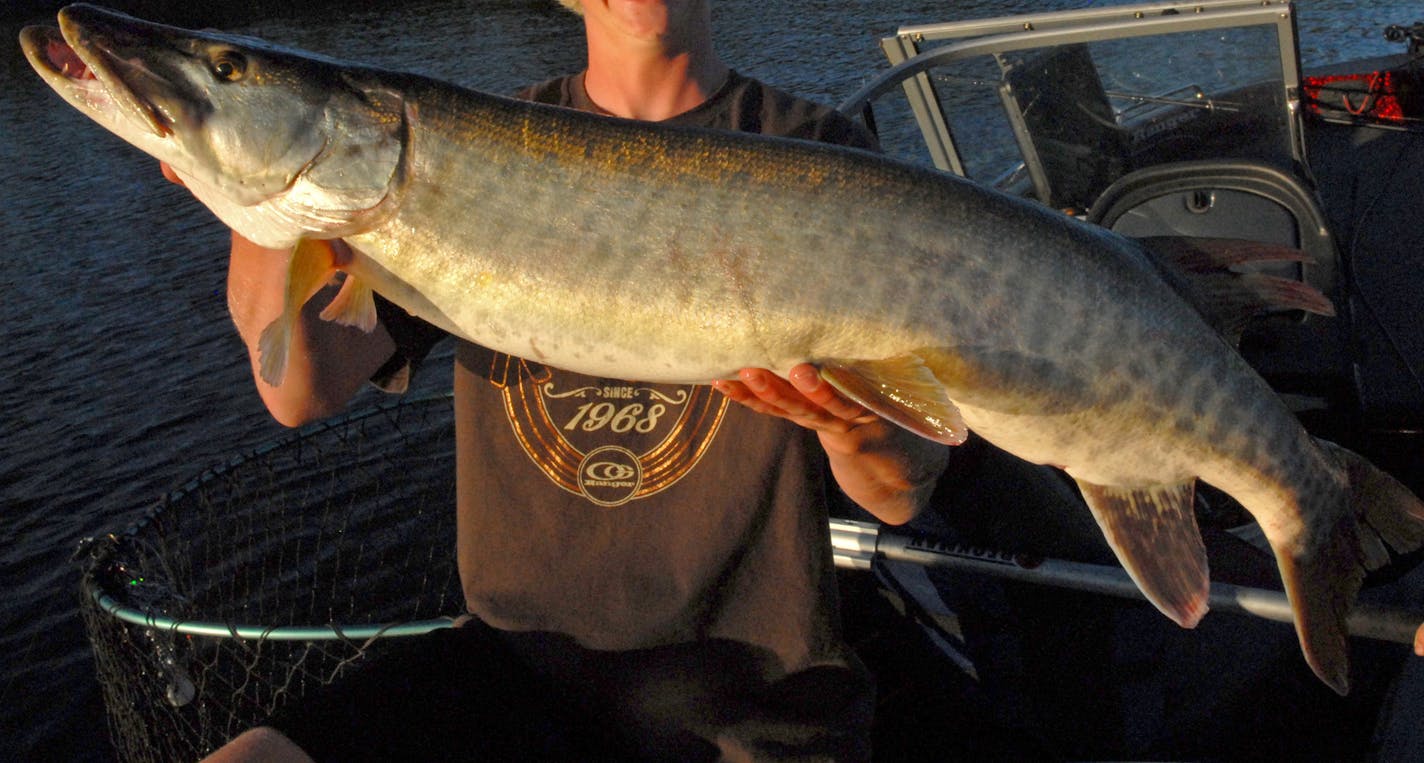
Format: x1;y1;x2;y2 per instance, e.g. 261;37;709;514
1086;159;1357;422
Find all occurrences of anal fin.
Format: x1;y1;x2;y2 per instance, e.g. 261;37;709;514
1075;479;1210;628
821;355;968;445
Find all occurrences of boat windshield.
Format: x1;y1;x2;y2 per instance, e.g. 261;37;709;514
847;0;1304;213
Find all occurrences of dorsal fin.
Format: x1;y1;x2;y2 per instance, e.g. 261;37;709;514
1137;237;1336;346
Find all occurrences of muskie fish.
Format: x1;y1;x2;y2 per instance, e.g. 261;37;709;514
23;4;1424;693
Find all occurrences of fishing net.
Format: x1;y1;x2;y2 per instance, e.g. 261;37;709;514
75;393;464;763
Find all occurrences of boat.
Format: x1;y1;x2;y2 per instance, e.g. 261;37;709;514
830;1;1424;759
76;1;1424;760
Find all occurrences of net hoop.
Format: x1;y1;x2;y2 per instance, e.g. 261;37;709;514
76;391;465;762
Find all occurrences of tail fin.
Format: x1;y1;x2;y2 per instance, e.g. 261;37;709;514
1320;440;1424;570
1271;440;1424;695
1292;440;1424;694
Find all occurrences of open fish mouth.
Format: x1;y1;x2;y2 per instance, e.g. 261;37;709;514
20;17;173;138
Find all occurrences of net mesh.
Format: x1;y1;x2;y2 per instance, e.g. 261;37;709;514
75;393;465;762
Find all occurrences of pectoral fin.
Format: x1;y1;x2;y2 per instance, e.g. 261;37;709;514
821;355;968;445
1075;479;1210;628
320;274;378;332
257;238;339;387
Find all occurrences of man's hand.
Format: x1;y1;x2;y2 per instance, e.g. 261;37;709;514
712;365;882;443
160;161;183;186
714;364;950;525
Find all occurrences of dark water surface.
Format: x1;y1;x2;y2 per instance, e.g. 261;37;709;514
1;0;1414;758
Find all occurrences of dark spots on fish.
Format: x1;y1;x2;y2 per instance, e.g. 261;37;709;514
1173;408;1200;435
1198;370;1266;457
1145;345;1184;404
1059;323;1092;361
1026;281;1072;352
1180;365;1211;405
861;264;910;328
1100;375;1136;408
1144;341;1173;371
1247;394;1300;472
590;236;616;264
1125;355;1152;385
1202;387;1235;443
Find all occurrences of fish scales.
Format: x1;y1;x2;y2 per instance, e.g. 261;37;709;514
359;84;984;377
22;4;1424;695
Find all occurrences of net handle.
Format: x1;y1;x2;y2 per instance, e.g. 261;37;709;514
84;516;1423;646
838;519;1424;647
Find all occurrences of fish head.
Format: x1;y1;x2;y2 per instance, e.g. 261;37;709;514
21;4;405;247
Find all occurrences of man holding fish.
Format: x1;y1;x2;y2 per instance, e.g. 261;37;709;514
23;0;1424;758
196;1;949;760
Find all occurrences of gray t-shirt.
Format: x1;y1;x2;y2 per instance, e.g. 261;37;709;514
379;71;880;760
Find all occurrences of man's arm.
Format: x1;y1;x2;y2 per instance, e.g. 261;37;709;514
715;366;950;525
225;232;397;427
161;164;398;427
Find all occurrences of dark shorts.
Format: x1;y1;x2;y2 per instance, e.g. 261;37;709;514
264;619;626;762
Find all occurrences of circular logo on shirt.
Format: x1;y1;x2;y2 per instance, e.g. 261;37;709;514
485;354;729;508
576;446;644;507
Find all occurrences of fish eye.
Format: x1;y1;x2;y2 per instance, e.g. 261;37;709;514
210;51;246;82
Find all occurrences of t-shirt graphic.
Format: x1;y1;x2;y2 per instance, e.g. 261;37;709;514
485;352;728;507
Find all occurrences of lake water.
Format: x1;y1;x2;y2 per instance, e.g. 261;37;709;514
1;0;1416;758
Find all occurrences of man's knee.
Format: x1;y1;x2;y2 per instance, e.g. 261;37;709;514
201;726;314;763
